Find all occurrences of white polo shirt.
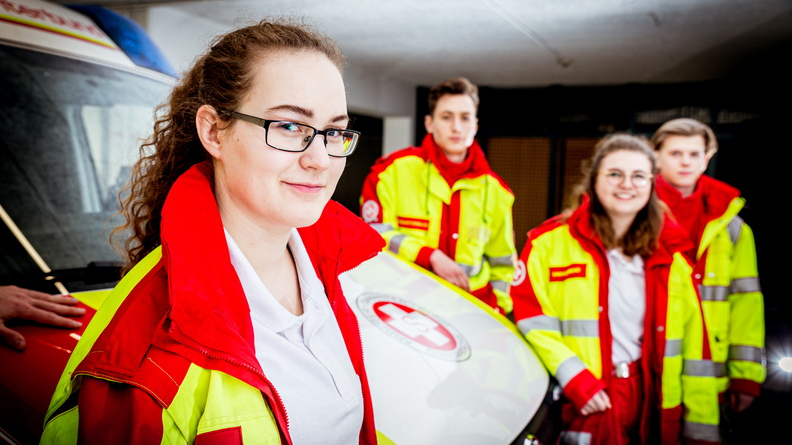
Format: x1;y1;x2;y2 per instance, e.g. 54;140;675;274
226;228;363;445
606;248;646;365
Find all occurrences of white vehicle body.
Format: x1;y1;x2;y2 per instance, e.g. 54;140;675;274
342;252;549;444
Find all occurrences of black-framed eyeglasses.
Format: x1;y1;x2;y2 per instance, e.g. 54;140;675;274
221;110;361;157
599;169;654;188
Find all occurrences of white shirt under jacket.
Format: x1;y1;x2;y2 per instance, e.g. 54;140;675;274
226;228;364;445
606;249;646;365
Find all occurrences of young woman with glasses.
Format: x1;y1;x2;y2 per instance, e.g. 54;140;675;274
510;133;721;445
41;19;384;445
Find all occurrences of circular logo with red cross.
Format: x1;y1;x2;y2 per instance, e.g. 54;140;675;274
361;200;380;223
356;294;471;361
511;259;526;286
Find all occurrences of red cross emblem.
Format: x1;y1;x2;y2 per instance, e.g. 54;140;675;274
373;301;457;351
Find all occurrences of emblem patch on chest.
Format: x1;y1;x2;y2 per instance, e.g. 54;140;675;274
397;216;430;231
549;263;587;281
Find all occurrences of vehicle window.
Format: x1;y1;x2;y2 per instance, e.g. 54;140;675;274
0;43;173;290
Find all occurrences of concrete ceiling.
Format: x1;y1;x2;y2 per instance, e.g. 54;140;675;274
54;0;792;88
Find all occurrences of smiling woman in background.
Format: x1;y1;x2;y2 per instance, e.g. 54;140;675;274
41;18;384;445
510;133;721;445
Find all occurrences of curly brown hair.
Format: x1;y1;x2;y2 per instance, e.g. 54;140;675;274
569;133;665;257
111;18;345;272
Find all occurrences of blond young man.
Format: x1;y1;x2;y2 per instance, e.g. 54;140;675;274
652;118;766;415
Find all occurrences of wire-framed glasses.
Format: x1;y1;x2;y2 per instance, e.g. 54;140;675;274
599;169;654;188
222;110;361;157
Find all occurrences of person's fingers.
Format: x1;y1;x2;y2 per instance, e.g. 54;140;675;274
17;304;82;329
580;391;610;415
455;273;470;291
33;292;80;306
580;401;599;416
432;257;471;291
0;324;26;351
452;274;470;291
30;298;86;317
445;265;468;290
15;287;72;303
601;391;612;409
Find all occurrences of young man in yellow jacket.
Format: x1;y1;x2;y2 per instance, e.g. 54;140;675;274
360;77;516;314
651;118;766;418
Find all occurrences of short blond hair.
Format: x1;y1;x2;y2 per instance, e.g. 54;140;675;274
651;118;718;157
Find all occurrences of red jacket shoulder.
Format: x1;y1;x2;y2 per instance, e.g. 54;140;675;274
527;213;568;242
370;146;424;172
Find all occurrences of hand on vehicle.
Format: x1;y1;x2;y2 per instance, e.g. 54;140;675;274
429;250;470;291
580;389;612;415
0;285;85;351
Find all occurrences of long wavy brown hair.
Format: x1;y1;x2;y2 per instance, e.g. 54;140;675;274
111;18;345;273
568;133;665;257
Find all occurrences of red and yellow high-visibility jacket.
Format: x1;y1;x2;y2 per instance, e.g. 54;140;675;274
657;175;766;397
359;135;516;313
511;200;721;445
41;162;385;445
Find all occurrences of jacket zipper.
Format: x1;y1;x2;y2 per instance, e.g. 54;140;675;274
170;330;293;445
335;246;380;445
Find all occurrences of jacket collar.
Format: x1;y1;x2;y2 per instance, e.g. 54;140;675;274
159;161;384;367
566;196;692;266
656;174;740;219
421;133;492;181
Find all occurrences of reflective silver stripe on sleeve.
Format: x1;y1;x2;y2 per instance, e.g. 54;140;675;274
561;319;599;337
699;285;728;302
730;277;761;294
665;339;682;357
517;315;561;336
683;359;727;377
558;431;592;445
458;261;483;277
729;345;765;364
388;234;405;255
491;280;508;293
485;254;515;267
370;223;394;234
727;216;743;244
555;355;589;388
683;421;721;443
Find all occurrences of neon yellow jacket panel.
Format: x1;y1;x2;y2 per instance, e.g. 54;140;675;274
510;201;721;444
657;175;766;397
360;135;516;313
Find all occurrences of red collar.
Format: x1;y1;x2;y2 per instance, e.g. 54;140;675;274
656;174;740;218
160;162;384;365
421;134;491;185
656;175;740;251
565;197;692;265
